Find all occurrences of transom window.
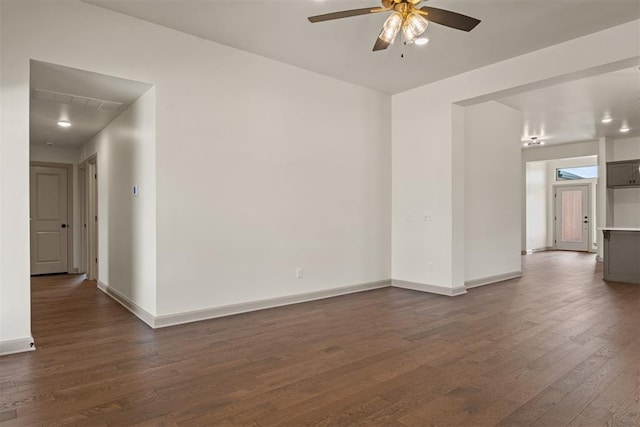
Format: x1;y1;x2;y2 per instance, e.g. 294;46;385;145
556;166;598;181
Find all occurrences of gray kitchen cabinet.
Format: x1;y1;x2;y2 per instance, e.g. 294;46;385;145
607;160;640;188
603;230;640;284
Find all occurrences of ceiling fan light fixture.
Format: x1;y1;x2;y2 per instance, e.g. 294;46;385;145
380;12;403;44
402;12;428;42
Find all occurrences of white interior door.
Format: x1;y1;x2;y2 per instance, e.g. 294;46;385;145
554;185;589;251
30;165;69;275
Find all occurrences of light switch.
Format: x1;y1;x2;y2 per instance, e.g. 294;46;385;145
132;185;139;197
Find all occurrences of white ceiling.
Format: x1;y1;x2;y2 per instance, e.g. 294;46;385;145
32;2;640;149
499;67;640;146
82;0;640;95
30;61;152;148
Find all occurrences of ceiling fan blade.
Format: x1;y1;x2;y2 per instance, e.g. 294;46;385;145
373;32;391;51
308;7;385;23
419;6;481;32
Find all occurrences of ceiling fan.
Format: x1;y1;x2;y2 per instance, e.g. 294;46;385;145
308;0;481;51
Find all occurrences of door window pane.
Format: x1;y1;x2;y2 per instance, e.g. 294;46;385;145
562;190;583;242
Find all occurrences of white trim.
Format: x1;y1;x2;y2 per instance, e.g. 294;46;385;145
97;281;155;328
153;280;391;328
0;336;35;356
522;247;552;255
465;271;522;289
391;279;467;297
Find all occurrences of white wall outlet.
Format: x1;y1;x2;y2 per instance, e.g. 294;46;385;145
296;267;303;278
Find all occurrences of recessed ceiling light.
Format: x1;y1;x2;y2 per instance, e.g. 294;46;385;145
620;126;630;133
601;117;612;124
57;120;71;128
414;38;429;46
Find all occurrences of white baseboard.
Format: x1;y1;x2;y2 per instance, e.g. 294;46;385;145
0;336;35;356
465;271;522;289
153;279;391;328
97;281;155;328
522;247;552;255
391;279;467;297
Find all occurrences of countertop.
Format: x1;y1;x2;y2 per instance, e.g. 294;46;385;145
598;227;640;232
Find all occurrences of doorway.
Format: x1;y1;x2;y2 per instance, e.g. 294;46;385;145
29;162;73;275
554;184;590;251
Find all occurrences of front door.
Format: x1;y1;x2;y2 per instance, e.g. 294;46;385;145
554;184;589;251
30;165;69;275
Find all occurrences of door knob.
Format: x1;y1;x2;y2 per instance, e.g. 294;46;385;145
61;224;68;228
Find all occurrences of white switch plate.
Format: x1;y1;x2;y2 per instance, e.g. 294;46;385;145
296;268;303;278
132;185;139;197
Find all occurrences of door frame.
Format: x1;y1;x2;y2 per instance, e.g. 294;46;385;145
553;183;591;252
78;161;87;274
29;161;74;274
80;154;99;281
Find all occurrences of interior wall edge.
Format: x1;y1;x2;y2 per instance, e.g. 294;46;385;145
97;281;155;328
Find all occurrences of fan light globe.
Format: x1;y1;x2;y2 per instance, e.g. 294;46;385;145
380;12;403;44
403;12;428;42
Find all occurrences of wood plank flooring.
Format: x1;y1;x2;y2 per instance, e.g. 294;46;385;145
1;251;639;426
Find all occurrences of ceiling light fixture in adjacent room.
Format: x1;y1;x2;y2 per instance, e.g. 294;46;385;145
620;126;630;133
601;117;612;124
57;120;71;128
524;136;545;147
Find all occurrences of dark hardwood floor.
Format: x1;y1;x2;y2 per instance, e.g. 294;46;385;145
1;251;639;426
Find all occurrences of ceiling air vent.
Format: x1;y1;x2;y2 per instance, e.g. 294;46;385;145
32;88;123;111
